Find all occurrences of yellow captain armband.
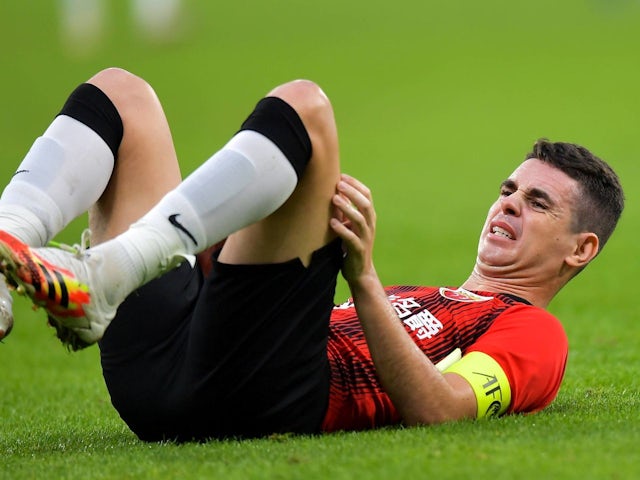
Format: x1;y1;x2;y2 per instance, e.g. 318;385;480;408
444;351;511;419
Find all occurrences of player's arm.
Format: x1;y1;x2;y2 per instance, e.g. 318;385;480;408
330;174;478;424
350;274;478;424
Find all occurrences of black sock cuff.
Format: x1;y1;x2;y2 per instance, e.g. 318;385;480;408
58;83;124;158
239;97;312;180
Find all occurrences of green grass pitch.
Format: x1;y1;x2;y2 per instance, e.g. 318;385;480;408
1;1;639;478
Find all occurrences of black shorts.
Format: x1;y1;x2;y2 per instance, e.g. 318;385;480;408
99;239;343;441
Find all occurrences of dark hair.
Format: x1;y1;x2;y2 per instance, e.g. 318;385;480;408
526;139;624;254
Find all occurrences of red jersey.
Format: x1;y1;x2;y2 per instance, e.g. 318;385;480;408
322;286;568;432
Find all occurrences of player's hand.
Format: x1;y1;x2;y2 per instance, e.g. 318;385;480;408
330;174;377;286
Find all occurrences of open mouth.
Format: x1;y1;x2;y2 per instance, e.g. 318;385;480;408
491;226;513;239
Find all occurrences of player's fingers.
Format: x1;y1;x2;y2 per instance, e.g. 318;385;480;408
339;175;372;209
330;213;366;260
336;177;376;227
341;173;372;201
330;216;359;245
332;191;365;229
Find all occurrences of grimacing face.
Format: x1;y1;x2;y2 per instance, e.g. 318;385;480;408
475;158;583;282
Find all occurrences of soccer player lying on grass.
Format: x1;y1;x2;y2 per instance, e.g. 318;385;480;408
0;68;624;440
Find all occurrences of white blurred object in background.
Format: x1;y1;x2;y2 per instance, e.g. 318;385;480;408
59;0;184;56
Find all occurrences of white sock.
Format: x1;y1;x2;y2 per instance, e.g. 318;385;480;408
0;115;115;245
95;129;299;292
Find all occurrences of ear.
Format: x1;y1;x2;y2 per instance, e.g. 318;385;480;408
565;232;599;268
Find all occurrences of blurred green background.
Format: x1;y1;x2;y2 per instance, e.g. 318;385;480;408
1;0;638;478
1;0;638;295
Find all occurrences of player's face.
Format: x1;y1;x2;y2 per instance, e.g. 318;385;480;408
476;158;581;280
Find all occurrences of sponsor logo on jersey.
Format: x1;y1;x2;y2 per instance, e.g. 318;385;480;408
439;287;493;303
403;308;443;340
386;295;445;340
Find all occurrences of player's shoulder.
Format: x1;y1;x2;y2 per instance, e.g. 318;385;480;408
493;297;567;338
498;296;559;319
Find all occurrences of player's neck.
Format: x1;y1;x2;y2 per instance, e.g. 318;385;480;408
461;268;554;309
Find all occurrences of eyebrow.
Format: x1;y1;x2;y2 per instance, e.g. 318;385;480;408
500;179;556;207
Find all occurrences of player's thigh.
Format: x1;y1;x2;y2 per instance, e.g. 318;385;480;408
219;80;341;267
86;68;182;244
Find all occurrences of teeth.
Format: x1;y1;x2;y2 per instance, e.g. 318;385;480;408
492;226;513;239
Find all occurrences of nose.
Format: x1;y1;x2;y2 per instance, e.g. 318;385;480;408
499;192;522;216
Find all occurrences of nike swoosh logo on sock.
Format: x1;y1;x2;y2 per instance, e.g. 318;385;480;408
168;214;199;247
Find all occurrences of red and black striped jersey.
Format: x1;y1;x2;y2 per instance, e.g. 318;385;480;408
322;286;568;432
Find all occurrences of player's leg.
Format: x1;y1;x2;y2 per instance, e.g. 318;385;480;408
170;80;342;439
217;79;341;267
0;67;182;347
0;74;338;351
85;67;182;243
0;69;124;340
102;80;343;440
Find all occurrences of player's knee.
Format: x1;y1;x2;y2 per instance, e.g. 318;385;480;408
88;67;143;91
87;67;159;114
268;79;329;106
268;79;335;137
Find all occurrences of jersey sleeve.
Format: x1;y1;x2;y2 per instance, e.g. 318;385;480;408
466;304;568;414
